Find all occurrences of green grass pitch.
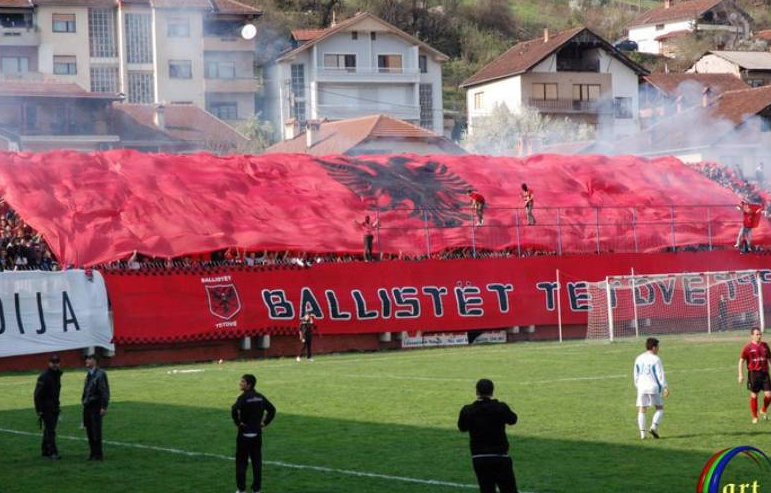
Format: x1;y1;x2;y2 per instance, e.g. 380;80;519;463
1;333;770;493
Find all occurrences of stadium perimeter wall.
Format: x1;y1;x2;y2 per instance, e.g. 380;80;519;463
1;250;770;372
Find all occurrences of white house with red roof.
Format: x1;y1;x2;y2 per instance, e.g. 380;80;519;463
626;0;751;55
0;0;260;121
261;12;448;139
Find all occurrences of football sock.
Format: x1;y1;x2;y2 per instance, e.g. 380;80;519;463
637;412;646;432
751;396;759;419
652;409;664;429
763;396;771;413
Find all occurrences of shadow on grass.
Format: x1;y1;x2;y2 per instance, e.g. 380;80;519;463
0;402;763;493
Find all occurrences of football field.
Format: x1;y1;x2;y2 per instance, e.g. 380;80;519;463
1;333;770;493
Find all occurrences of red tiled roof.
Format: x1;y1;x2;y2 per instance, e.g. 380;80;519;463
264;114;464;155
644;73;748;98
756;30;771;41
0;0;33;7
461;27;647;88
711;85;771;125
110;103;247;146
291;28;328;42
209;0;260;15
0;80;120;99
654;29;691;41
630;0;723;27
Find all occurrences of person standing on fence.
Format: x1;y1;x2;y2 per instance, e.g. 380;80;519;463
354;215;378;261
296;313;316;362
82;353;110;460
633;338;669;439
521;184;535;226
232;373;276;493
735;201;764;252
466;190;486;226
34;354;62;460
458;378;519;493
738;327;771;424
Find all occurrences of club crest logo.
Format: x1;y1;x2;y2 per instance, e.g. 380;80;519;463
205;284;242;320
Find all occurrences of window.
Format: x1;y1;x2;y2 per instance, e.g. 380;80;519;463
370;31;376;40
291;63;305;99
572;84;601;101
614;97;633;119
351;31;358;40
167;17;190;37
290;101;306;127
205;60;236;79
748;79;766;88
169;60;192;79
655;24;665;30
24;104;37;132
1;57;29;74
128;71;154;103
474;92;483;110
89;9;117;58
419;83;433;130
52;13;76;33
125;13;153;64
53;56;77;75
377;54;402;73
532;83;558;100
419;55;427;74
209;102;238;120
90;66;119;93
323;54;356;71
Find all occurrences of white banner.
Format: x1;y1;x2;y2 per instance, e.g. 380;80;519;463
0;270;113;358
401;330;507;348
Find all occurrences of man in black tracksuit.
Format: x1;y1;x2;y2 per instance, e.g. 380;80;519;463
82;354;110;461
296;313;315;362
34;354;62;459
458;379;519;493
231;374;276;493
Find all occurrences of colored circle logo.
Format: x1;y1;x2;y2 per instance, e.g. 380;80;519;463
698;446;771;493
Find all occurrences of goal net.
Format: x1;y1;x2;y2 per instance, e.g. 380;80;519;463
587;270;766;341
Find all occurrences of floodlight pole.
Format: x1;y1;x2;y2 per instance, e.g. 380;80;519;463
757;270;766;333
606;276;614;342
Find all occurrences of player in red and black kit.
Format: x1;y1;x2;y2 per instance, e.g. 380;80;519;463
735;201;765;252
466;190;486;226
738;327;771;423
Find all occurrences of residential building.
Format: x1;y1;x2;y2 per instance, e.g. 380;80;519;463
261;12;448;140
0;0;261;121
626;0;751;56
460;27;648;137
0;79;246;152
689;51;771;87
264;114;466;156
639;72;748;127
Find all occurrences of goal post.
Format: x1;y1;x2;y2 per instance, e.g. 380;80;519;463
587;270;766;341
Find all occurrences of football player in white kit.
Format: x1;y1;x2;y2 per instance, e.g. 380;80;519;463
633;337;669;439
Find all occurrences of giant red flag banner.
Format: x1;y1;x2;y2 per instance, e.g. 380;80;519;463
0;150;763;266
104;251;771;344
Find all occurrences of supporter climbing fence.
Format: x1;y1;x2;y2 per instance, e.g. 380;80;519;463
374;204;748;257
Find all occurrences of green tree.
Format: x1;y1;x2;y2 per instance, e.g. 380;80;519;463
236;115;278;155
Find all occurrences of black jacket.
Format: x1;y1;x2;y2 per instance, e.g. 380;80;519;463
458;397;518;456
82;368;110;409
34;368;62;414
231;389;276;435
299;321;314;341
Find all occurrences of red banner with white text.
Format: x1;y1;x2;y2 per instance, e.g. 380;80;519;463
103;251;771;344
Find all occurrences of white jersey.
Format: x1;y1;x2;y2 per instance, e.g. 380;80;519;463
633;351;667;394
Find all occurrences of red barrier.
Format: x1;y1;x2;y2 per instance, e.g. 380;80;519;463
104;251;771;344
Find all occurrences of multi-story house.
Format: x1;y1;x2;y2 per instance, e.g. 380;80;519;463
0;0;260;121
461;27;648;137
689;51;771;87
626;0;751;56
262;12;448;140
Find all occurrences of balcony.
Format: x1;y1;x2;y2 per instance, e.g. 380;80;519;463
1;26;40;46
315;66;420;83
316;103;420;121
203;36;255;52
204;77;259;94
556;59;600;72
528;98;612;114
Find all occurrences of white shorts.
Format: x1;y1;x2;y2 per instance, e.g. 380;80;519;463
636;392;663;407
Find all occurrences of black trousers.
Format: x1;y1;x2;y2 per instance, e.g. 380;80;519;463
236;433;263;492
299;338;312;359
363;234;374;260
41;411;59;457
472;456;518;493
83;406;104;459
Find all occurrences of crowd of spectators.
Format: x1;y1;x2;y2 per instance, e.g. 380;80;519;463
691;161;771;214
0;200;59;271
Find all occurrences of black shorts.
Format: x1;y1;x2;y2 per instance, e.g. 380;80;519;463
748;371;771;393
